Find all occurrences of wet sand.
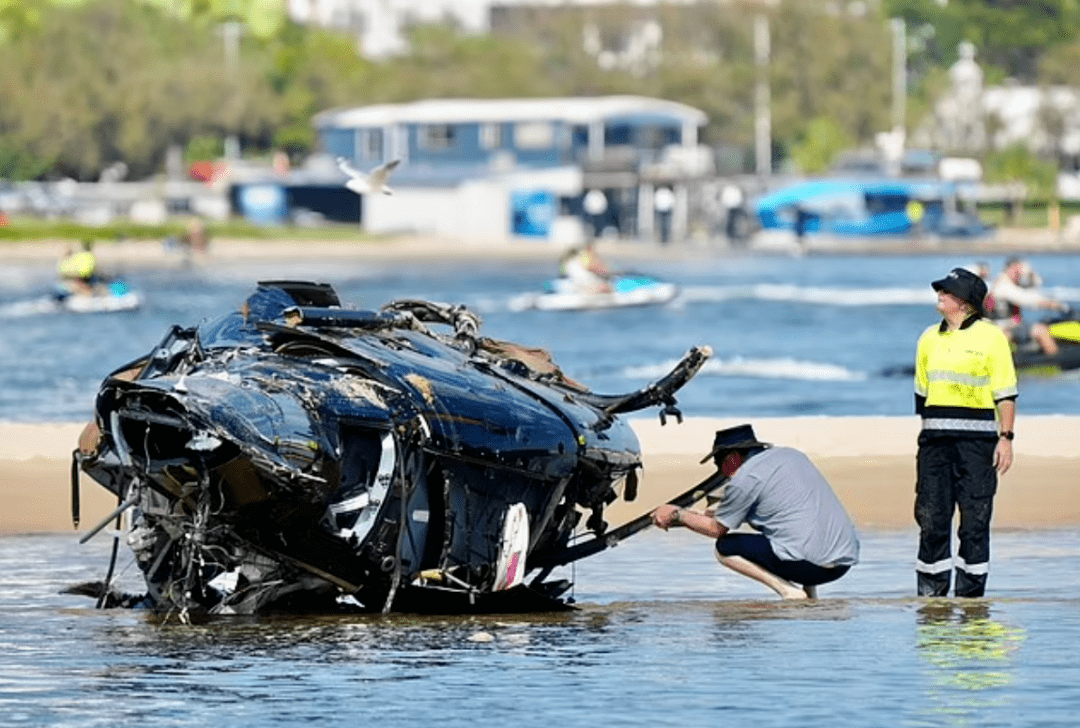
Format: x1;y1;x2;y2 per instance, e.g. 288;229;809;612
610;415;1080;530
2;417;1077;537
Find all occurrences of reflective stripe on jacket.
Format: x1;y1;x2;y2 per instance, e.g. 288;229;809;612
914;316;1017;437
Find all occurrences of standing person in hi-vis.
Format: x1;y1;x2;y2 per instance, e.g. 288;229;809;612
914;267;1018;597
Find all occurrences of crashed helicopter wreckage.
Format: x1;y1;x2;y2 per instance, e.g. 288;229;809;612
69;280;716;618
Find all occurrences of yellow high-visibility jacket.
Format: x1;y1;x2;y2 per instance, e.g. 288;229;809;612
58;251;96;280
914;316;1017;437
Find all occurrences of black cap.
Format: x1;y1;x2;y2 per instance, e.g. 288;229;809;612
931;267;987;312
699;424;771;464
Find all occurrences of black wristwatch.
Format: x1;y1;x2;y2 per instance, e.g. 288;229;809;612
999;431;1014;441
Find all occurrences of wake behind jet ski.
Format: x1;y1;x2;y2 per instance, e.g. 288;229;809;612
52;278;142;313
509;273;679;312
69;280;712;619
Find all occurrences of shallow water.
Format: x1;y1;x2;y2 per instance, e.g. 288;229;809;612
4;249;1080;725
5;529;1080;727
2;250;1080;421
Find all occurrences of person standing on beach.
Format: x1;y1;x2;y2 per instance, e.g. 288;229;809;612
651;424;860;600
914;267;1017;597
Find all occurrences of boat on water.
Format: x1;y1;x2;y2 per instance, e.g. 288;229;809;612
1011;314;1080;374
69;280;714;617
754;177;991;241
882;312;1080;377
509;274;679;312
53;279;142;313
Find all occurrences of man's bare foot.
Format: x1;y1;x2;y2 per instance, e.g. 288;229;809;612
777;582;810;600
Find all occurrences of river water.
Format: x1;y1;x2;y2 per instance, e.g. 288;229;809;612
3;246;1080;725
2;249;1080;421
4;528;1080;727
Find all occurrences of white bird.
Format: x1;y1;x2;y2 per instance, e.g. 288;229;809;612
336;157;400;195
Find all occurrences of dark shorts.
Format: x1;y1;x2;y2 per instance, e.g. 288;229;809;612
716;533;850;587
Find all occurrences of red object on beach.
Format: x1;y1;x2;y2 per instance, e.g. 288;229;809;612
0;212;8;227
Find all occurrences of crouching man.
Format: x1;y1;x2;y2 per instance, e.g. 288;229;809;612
651;424;860;600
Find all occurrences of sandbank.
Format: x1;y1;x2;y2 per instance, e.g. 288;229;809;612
1;417;1076;537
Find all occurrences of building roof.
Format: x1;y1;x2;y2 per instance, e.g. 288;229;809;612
314;96;707;128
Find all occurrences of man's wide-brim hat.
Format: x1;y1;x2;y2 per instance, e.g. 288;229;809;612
699;424;771;464
931;267;987;312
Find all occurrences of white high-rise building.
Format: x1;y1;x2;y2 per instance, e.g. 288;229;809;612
286;0;492;58
285;0;716;59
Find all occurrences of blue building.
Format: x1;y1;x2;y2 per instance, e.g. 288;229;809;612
312;96;709;243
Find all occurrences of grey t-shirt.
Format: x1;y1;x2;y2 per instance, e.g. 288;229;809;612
714;447;860;567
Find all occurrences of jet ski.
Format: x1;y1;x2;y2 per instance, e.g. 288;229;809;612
510;274;679;312
1011;310;1080;374
881;308;1080;378
53;279;142;313
69;280;712;618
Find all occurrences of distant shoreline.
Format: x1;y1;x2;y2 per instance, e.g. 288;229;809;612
1;227;1079;271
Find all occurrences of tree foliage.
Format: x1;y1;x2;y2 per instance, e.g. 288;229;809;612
767;1;893;153
984;143;1059;199
1038;35;1080;84
884;0;1080;82
790;117;856;174
0;0;275;179
0;0;1076;182
0;0;370;179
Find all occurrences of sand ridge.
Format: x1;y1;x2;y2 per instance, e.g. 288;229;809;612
2;416;1076;536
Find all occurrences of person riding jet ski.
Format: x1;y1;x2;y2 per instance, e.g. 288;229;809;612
57;239;100;296
988;257;1069;357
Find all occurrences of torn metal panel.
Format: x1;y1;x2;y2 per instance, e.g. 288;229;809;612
71;280;711;617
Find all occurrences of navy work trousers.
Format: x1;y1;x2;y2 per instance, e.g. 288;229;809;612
915;434;998;597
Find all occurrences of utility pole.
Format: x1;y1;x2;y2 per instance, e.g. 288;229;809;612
888;17;907;175
891;17;906;139
223;19;242;160
754;14;771;178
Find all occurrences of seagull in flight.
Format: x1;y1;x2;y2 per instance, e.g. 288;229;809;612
336;157;400;195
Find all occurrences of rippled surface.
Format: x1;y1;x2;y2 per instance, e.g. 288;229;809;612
5;529;1080;727
5;248;1080;724
3;251;1080;421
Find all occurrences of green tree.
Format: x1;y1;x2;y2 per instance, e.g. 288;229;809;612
0;0;286;179
185;134;224;162
984;143;1058;199
768;1;893;149
0;0;46;42
790;117;855;173
1038;36;1080;84
372;24;564;101
5;0;1078;183
884;0;1080;82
